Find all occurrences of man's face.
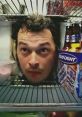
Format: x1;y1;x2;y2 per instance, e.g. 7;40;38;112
17;28;56;83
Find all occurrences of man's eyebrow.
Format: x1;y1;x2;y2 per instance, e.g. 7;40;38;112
39;42;51;46
18;42;27;46
18;42;50;46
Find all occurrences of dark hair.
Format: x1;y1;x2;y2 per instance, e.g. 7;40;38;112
11;14;59;48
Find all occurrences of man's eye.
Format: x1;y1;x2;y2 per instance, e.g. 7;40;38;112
20;48;30;55
38;48;50;55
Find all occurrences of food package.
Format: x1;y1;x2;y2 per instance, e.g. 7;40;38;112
58;50;82;98
46;0;63;15
63;0;82;15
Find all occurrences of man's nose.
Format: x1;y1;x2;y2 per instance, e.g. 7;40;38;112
29;52;39;69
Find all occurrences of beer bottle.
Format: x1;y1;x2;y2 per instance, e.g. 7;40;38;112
62;23;72;51
77;21;82;53
69;22;81;52
80;21;82;48
47;0;54;14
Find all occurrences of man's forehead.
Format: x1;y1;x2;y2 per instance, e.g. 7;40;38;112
18;28;53;39
17;28;55;48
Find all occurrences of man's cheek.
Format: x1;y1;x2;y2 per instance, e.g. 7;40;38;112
18;59;25;68
21;61;26;67
47;58;54;65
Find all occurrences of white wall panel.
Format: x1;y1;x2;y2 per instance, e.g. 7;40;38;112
0;21;11;60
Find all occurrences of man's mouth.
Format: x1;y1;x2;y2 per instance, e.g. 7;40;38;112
28;71;42;78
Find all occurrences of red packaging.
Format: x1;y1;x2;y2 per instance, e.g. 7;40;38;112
63;0;82;15
46;0;63;15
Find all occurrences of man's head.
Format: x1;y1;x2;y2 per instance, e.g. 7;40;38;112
11;14;58;83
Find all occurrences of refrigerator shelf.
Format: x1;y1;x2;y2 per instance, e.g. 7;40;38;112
0;78;82;112
0;0;82;22
0;14;68;22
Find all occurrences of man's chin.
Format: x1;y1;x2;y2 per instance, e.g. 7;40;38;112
26;77;46;83
24;75;48;84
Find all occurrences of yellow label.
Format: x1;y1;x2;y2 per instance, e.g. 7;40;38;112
69;43;80;52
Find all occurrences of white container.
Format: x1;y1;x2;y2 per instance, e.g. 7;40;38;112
0;60;16;81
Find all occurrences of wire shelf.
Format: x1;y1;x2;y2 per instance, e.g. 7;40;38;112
0;77;82;112
0;0;82;22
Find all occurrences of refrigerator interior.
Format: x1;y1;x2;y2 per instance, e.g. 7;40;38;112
0;0;82;112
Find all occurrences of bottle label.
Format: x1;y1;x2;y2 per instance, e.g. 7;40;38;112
71;34;76;42
80;33;82;41
65;35;70;42
76;34;81;41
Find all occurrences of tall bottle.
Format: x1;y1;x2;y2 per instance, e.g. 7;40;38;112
46;0;54;14
62;23;72;51
80;21;82;48
77;21;82;53
69;22;81;52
